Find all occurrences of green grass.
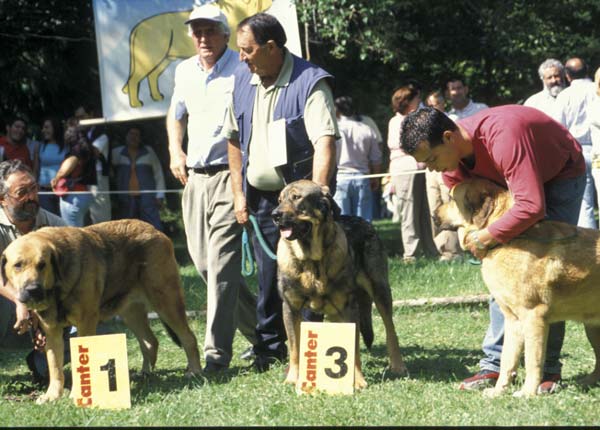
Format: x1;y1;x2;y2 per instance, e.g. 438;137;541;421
1;220;599;426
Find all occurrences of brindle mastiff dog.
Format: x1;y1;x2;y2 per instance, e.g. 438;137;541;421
1;219;202;403
272;180;407;389
436;177;600;397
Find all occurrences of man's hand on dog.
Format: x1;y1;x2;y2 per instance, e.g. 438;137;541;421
14;300;33;335
465;228;495;260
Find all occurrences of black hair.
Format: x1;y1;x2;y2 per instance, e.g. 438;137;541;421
41;116;65;151
400;107;457;154
445;75;467;89
334;96;356;118
238;13;287;48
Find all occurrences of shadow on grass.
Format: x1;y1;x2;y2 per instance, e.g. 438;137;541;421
363;343;481;384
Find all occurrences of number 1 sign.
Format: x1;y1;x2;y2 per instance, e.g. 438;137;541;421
69;333;131;409
296;322;356;395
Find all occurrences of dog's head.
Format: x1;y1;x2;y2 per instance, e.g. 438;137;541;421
434;178;512;232
272;180;340;241
1;233;61;311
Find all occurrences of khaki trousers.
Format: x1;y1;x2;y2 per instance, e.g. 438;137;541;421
392;171;438;259
182;170;257;365
425;170;462;258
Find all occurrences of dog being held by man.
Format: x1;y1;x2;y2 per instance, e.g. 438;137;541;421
2;219;202;403
272;179;407;389
435;177;600;397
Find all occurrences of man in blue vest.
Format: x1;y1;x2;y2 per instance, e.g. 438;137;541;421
224;13;338;372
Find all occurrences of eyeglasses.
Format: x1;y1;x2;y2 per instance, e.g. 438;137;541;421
6;183;38;201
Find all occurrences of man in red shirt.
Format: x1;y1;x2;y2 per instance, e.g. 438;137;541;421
401;105;585;393
0;117;33;168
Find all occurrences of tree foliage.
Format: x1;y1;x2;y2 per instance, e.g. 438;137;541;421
299;0;600;123
0;0;98;123
1;0;600;132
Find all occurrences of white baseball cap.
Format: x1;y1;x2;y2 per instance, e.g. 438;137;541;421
185;4;229;32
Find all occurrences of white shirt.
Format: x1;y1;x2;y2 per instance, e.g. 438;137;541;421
552;78;597;146
590;96;600;159
170;48;238;168
448;99;489;121
336;115;382;175
524;89;559;117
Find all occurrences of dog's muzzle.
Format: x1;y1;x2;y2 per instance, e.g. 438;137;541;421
272;209;312;241
17;282;46;304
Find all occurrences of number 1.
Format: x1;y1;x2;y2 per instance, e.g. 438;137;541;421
100;358;117;392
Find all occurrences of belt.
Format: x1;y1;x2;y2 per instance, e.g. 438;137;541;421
191;164;229;176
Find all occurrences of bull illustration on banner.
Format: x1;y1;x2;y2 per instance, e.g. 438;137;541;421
121;0;273;108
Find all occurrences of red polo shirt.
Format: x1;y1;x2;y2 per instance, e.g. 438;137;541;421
443;105;585;243
0;136;33;168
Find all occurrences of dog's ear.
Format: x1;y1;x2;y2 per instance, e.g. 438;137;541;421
49;246;63;283
469;192;496;229
1;253;7;287
320;185;341;220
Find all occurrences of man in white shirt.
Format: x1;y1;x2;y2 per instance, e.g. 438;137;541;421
524;58;565;116
552;57;598;229
445;76;488;121
166;4;257;373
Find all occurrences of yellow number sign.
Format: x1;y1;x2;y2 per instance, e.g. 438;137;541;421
69;333;131;409
296;322;356;395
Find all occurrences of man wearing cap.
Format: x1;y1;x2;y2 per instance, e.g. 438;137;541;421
166;3;257;374
224;13;338;372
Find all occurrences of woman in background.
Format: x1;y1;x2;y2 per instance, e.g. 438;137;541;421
33;117;67;215
51;123;96;226
387;85;438;263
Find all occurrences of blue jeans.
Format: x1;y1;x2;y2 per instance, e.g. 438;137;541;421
334;174;373;222
480;174;585;374
577;145;597;229
60;192;94;227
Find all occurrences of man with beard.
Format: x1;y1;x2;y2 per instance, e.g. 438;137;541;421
0;160;66;381
524;59;565;116
0;117;33;168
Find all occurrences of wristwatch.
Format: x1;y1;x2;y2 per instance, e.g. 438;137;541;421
470;231;487;250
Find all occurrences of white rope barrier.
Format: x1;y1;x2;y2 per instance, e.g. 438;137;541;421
37;169;428;196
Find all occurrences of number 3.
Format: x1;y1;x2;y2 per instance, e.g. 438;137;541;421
324;346;348;379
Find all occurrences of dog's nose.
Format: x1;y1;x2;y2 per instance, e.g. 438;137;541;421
17;283;45;303
271;208;282;223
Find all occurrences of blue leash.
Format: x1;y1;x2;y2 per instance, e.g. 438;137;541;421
242;214;277;277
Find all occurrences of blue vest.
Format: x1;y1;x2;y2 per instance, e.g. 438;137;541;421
232;54;332;190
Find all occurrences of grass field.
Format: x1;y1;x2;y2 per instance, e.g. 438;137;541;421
1;220;600;426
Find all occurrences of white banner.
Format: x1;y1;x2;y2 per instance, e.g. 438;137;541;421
92;0;302;122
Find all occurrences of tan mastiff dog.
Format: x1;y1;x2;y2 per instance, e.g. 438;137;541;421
436;178;600;397
1;219;202;403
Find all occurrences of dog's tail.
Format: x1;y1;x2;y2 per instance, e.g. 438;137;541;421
161;321;182;348
357;290;374;350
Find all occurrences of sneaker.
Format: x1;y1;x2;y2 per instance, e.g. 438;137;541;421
251;355;283;373
203;362;228;374
240;346;256;361
537;373;562;395
459;370;499;390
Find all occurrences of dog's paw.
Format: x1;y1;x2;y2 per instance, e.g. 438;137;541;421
354;376;368;390
512;389;536;398
482;387;503;398
36;391;61;404
284;366;299;385
383;365;409;381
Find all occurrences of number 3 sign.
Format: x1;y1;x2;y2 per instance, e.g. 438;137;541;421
296;322;356;395
69;333;131;409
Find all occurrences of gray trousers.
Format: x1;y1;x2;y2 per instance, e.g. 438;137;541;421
182;170;257;366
